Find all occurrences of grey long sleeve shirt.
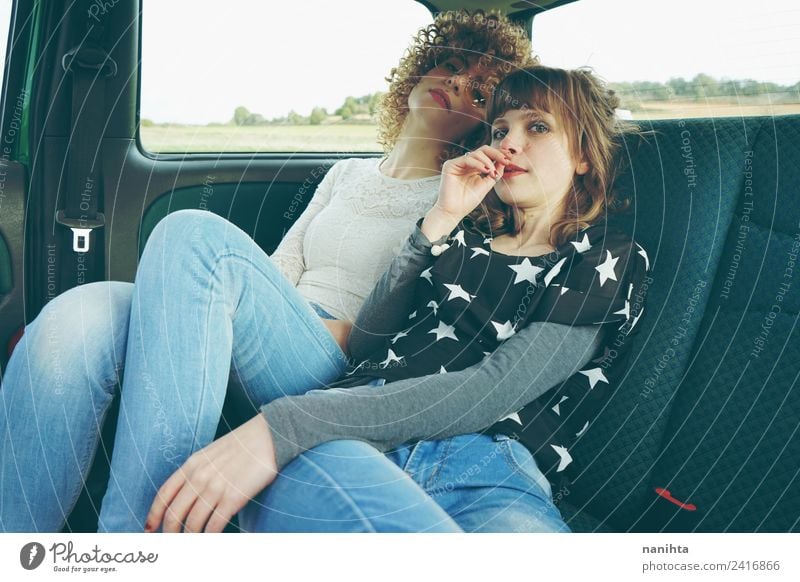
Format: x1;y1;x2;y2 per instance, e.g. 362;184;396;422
260;223;604;471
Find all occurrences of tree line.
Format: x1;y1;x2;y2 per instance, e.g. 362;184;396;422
140;74;799;127
610;74;799;107
232;93;383;126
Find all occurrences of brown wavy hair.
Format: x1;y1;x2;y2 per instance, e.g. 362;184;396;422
466;66;639;248
378;9;537;165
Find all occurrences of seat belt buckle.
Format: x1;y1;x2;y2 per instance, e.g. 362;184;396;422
56;210;105;254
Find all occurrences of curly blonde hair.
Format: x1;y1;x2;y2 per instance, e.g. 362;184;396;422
466;66;640;248
378;9;537;166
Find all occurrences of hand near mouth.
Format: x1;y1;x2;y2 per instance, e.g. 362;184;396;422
433;145;511;223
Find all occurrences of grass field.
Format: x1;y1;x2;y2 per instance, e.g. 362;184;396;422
140;101;800;153
140;124;382;154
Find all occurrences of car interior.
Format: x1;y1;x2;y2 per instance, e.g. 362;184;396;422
0;0;797;532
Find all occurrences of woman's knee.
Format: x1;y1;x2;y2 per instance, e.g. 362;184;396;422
16;281;134;391
145;210;245;259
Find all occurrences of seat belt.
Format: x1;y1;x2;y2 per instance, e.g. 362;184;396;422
55;28;117;290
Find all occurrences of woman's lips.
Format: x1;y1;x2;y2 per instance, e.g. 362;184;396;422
501;164;527;178
429;89;451;110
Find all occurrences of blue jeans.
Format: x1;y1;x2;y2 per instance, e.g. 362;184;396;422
0;210;348;532
0;209;569;533
239;427;570;533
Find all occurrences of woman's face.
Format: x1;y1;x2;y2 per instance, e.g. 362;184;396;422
407;55;493;142
490;106;588;211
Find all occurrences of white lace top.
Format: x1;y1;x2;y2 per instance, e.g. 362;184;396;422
270;157;441;321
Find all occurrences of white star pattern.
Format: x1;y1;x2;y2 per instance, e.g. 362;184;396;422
439;365;447;374
509;258;544;285
560;286;570;295
571;233;592;253
408;310;416;319
499;411;523;425
428;320;458;342
427;300;439;316
614;299;631;320
379;349;404;369
551;395;569;416
420;267;433;285
595;250;619;287
551;444;573;472
491;320;516;341
636;242;650;271
444;283;475;303
470;246;490;259
629;306;645;331
579;367;610;390
391;331;408;344
575;421;590;438
543;257;568;287
627;282;634;300
483;237;493;245
452;230;466;247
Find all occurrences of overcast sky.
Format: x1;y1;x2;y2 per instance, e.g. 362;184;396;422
1;0;798;124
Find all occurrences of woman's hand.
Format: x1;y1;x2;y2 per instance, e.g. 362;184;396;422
436;145;510;221
422;146;509;242
321;318;353;355
145;413;279;533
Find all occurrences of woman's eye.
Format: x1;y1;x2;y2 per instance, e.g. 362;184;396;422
530;122;549;134
443;61;459;73
471;90;487;108
492;128;507;140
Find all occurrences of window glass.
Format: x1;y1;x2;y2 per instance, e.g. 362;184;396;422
532;0;800;120
140;0;432;153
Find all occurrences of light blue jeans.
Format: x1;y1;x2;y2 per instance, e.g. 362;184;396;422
0;209;569;533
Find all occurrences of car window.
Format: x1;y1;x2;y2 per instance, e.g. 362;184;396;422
532;0;800;120
139;0;432;154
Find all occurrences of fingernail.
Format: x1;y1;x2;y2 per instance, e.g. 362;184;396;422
144;522;153;532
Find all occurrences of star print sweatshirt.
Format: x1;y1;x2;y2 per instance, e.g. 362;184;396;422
260;217;650;486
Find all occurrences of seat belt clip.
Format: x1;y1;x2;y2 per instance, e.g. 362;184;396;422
56;210;105;253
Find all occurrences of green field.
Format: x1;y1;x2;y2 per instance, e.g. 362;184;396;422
140;101;800;153
140;124;383;154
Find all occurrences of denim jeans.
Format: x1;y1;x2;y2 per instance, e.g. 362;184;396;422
1;209;569;533
0;210;349;532
239;427;570;532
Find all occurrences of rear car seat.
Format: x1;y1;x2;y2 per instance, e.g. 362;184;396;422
557;115;800;532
